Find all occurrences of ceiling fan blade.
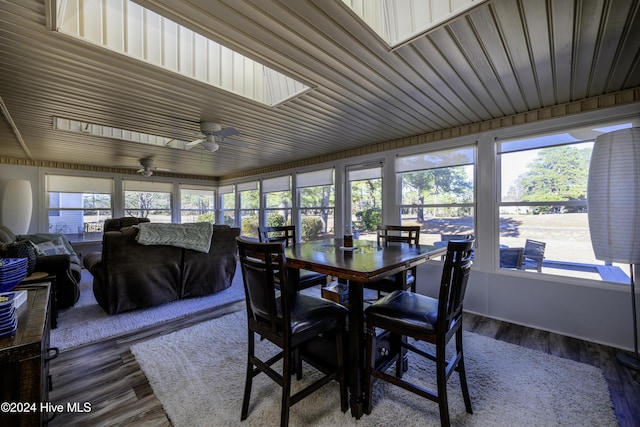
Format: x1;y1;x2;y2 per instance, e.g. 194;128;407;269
215;127;240;138
136;167;145;173
184;138;203;150
222;138;249;148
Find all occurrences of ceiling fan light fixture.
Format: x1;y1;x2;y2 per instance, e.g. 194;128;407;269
141;168;153;177
202;136;219;152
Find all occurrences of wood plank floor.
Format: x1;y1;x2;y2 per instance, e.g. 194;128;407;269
48;303;640;426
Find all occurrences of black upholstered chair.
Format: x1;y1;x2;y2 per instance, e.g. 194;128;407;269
364;225;421;296
364;239;474;427
258;225;328;290
236;236;348;427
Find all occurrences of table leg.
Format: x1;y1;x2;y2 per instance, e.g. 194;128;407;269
347;280;364;419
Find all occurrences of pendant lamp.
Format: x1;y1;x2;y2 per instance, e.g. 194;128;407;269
1;179;33;234
587;127;640;371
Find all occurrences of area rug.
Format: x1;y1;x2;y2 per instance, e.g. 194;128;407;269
50;266;244;351
131;311;617;427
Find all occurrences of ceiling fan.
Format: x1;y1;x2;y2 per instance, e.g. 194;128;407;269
185;122;248;152
136;158;172;177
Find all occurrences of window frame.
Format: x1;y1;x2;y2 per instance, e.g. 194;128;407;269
180;185;216;223
395;145;476;246
45;174;114;242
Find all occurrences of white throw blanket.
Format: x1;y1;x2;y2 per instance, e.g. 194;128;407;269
135;222;213;253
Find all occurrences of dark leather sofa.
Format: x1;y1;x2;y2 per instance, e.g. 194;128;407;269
83;218;240;314
0;225;80;309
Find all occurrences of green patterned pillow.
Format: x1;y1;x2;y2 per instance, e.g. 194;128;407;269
35;237;74;256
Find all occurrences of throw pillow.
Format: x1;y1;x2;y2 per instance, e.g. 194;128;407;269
35;237;74;256
6;241;37;275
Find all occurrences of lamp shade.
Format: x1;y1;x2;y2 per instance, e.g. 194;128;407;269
1;179;33;235
587;127;640;264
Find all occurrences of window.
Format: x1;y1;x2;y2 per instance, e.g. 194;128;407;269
297;169;335;241
263;175;292;227
346;164;383;241
238;181;260;237
123;180;172;222
219;185;235;226
497;121;634;280
46;175;113;242
396;146;475;245
180;185;215;223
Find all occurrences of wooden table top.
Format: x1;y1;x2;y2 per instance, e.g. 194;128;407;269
285;238;446;282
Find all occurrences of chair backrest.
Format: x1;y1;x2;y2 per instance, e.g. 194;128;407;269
524;239;546;259
377;225;420;246
258;225;296;247
500;247;524;269
236;236;290;336
523;239;546;271
440;233;474;242
438;239;474;331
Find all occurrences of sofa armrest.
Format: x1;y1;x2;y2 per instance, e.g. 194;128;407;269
35;254;71;273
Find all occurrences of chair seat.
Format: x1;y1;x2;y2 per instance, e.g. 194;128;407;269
366;290;438;336
281;293;348;337
366;272;415;293
273;269;328;290
298;269;328;287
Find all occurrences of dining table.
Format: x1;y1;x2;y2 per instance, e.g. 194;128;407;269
284;237;446;419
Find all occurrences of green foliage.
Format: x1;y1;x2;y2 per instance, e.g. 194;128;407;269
241;214;259;237
301;217;323;241
355;207;382;231
266;213;285;227
197;212;216;223
515;145;591;204
223;215;235;226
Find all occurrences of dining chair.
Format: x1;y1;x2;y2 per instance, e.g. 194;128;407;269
365;225;421;296
438;233;474;260
258;225;329;290
236;236;348;427
363;239;474;427
520;239;546;272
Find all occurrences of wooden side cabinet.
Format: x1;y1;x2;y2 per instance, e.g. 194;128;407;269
0;285;57;427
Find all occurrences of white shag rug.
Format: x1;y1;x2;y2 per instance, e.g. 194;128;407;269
50;265;244;351
131;310;617;427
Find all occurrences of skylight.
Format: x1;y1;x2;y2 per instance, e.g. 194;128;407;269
53;117;193;150
342;0;488;48
54;0;310;106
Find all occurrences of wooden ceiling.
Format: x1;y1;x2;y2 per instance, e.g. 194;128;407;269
1;0;639;180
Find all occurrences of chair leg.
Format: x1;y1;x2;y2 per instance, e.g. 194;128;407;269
364;325;376;415
456;330;473;414
336;321;348;412
436;341;450;427
281;349;292;427
241;330;255;421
